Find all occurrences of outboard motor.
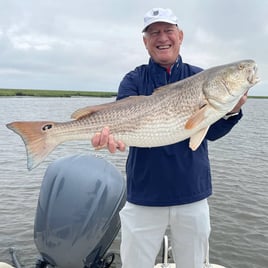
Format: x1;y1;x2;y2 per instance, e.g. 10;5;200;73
34;154;126;268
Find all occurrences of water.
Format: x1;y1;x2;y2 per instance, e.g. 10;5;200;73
0;97;267;268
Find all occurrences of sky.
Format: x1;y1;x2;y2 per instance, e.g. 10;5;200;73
0;0;267;96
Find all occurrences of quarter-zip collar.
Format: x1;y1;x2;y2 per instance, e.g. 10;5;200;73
148;56;182;88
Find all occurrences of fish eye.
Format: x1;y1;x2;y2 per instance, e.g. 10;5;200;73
238;64;244;70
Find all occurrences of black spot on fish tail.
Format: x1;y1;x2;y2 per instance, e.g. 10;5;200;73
42;124;53;131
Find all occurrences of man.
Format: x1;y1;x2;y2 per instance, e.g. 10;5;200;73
92;8;247;268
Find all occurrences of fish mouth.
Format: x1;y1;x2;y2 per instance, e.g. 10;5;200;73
248;64;260;85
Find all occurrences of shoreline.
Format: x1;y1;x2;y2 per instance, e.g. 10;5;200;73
0;89;117;98
0;88;267;99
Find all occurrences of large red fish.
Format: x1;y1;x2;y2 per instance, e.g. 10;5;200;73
6;60;259;170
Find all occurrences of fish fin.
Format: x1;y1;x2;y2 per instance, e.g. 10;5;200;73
6;121;59;170
185;105;208;130
71;105;104;119
189;126;210;150
71;95;148;120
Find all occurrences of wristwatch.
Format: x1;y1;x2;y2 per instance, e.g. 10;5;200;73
223;111;240;120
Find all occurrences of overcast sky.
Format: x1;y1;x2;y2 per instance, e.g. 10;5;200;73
0;0;267;96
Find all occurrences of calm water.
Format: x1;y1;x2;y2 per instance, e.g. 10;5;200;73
0;97;267;268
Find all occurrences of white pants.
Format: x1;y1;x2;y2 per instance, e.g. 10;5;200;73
119;199;211;268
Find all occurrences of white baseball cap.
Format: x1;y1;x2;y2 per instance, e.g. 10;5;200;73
142;8;178;32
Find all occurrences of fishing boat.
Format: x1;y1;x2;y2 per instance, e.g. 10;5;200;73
1;155;226;268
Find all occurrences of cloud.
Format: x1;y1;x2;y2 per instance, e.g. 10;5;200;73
0;0;266;95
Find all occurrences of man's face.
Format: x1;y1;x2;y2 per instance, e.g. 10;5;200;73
143;22;183;68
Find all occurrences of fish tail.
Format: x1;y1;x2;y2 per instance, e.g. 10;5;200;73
6;121;59;170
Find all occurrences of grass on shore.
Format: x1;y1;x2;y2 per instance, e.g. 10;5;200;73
0;88;117;98
0;88;267;99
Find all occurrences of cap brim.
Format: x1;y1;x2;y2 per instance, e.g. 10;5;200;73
142;19;177;32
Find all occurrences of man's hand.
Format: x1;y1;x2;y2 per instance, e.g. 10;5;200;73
229;91;248;113
91;126;126;153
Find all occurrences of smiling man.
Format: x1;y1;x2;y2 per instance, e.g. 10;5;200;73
91;7;247;268
142;13;183;70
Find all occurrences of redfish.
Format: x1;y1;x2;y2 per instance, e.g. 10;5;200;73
6;60;259;170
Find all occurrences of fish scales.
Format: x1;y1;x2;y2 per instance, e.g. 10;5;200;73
6;60;259;170
53;85;203;147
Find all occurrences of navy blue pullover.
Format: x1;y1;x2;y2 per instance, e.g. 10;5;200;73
117;56;242;206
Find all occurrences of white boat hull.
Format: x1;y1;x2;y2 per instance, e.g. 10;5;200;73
155;264;226;268
0;262;14;268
